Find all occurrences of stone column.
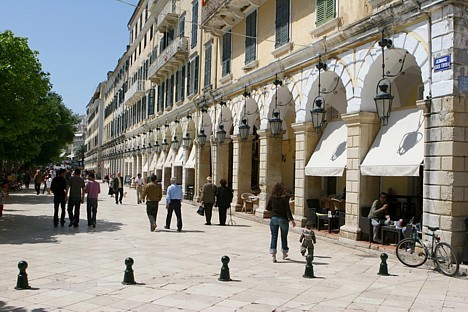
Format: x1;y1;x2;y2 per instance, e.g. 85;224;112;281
231;136;254;211
195;143;211;202
212;139;231;190
141;152;147;179
255;129;283;218
132;155;137;178
340;112;380;240
291;122;321;226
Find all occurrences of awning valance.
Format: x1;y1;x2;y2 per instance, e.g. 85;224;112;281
361;108;424;176
185;146;196;169
305;121;347;177
173;147;185;167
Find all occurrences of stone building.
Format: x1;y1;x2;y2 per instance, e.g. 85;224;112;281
96;0;467;254
84;83;105;178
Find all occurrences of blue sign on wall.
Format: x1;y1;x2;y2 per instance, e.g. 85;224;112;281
434;54;451;72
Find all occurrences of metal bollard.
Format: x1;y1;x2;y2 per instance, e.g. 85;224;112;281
218;255;231;281
122;257;136;285
15;261;31;290
378;253;389;276
303;254;315;278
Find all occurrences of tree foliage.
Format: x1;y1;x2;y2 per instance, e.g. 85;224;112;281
0;30;78;165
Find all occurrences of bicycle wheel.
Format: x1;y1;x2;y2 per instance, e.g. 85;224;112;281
434;242;459;276
396;238;428;267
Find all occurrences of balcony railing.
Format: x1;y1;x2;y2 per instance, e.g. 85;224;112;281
156;0;179;32
148;36;189;83
124;80;145;106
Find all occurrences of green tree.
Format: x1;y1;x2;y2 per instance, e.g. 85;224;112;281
74;144;87;168
0;30;77;164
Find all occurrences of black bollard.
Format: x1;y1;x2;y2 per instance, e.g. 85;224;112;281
303;254;315;278
378;253;389;276
15;260;31;290
218;255;231;281
122;257;136;285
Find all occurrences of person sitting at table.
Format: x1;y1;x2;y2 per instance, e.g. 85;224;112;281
368;192;391;242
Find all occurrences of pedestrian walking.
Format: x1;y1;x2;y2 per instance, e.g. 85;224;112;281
85;172;100;227
135;173;144;204
33;169;43;195
141;174;162;231
66;168;86;227
0;188;4;218
266;182;296;263
200;176;217;225
299;221;316;258
23;170;31;189
165;177;183;232
215;178;233;226
50;169;67;227
113;173;124;204
108;174;114;197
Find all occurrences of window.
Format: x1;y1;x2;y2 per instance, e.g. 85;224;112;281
316;0;336;26
148;89;155;116
176;65;186;102
245;11;257;64
157;84;164;112
191;0;198;48
179;14;185;37
204;42;212;87
275;0;290;48
166;75;174;108
222;30;232;77
188;56;199;95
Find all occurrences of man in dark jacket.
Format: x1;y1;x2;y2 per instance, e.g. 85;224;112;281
113;172;124;204
51;169;67;227
201;176;217;225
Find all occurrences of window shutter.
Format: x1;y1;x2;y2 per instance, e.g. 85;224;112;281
187;60;191;94
148;89;155;115
191;1;198;48
179;15;185;37
326;0;336;20
181;65;186;99
222;31;232;76
316;0;335;26
194;56;199;94
275;0;290;48
245;11;257;64
204;43;212;87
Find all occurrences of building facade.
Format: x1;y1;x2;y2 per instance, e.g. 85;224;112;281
95;0;467;254
84;83;105;178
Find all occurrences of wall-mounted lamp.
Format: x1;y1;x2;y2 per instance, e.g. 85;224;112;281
311;55;327;130
374;29;394;126
216;101;227;144
239;87;250;141
161;139;169;152
182;132;192;148
171;136;180;150
198;129;207;146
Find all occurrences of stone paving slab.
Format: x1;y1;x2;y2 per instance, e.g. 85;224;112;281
0;186;467;311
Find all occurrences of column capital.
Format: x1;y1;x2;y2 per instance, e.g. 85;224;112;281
342;112;379;126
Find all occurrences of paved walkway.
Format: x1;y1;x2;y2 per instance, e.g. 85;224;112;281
1;185;467;312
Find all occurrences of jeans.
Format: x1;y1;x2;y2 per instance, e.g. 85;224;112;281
68;197;82;226
371;218;386;241
146;201;159;225
87;198;98;225
269;216;290;254
53;195;66;226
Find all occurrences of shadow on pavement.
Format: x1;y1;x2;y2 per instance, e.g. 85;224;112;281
0;300;31;312
3;190;54;205
0;214;123;245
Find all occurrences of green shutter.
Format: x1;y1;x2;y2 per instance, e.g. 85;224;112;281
316;0;336;26
245;11;257;64
275;0;290;48
204;44;212;87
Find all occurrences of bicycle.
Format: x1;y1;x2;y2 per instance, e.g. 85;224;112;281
396;224;459;276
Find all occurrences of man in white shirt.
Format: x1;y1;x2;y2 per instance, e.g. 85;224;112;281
135;173;144;204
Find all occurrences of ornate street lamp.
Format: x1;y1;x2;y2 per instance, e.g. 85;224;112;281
269;75;283;137
161;139;169;152
172;136;180;150
374;29;394;126
216;101;227;144
198;129;207;146
154;141;161;153
239;87;250;141
311;55;327;130
182;132;191;149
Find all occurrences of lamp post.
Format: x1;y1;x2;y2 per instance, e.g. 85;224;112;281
269;75;283;137
311;55;327;130
239;87;250;141
374;29;394;126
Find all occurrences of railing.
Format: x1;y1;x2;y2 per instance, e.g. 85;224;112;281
157;0;179;32
124;80;145;105
201;0;229;26
148;37;189;81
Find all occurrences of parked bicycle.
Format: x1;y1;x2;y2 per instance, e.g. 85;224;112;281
396;224;459;276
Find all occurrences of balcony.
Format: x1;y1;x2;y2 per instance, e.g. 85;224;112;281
201;0;266;36
156;0;179;33
124;80;146;106
148;36;189;83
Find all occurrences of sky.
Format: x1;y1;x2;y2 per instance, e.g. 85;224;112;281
0;0;140;116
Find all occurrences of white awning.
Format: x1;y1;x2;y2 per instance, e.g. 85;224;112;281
163;150;174;168
149;153;158;171
185;146;196;169
173;147;185;167
155;152;165;170
361;108;424;176
305;121;347;177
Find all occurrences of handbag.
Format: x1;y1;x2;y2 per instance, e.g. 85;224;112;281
197;205;205;216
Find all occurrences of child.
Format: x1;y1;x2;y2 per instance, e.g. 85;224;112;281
300;221;316;258
0;188;4;218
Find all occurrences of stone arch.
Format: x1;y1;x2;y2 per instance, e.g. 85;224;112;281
236;95;260;136
265;83;296;140
214;104;233;138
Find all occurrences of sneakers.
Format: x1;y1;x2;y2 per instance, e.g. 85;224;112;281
282;253;288;260
272;254;277;263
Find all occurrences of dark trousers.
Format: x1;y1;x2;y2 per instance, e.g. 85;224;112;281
166;199;182;230
87;198;98;225
218;206;228;225
53;195;66;226
34;182;41;195
42;182;47;194
115;188;123;203
204;203;214;224
68;198;82;226
146;201;159;225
